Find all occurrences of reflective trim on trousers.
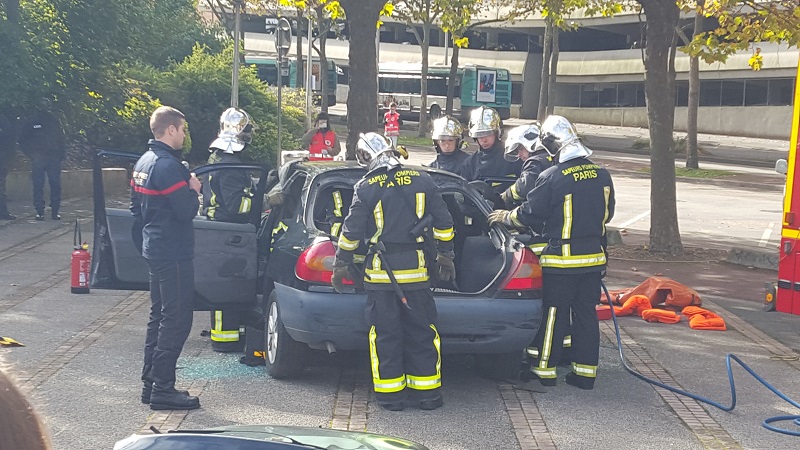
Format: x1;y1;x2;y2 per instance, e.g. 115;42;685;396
369;326;407;393
571;362;597;378
406;374;441;390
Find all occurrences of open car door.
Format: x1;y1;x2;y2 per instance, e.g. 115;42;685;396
90;150;274;311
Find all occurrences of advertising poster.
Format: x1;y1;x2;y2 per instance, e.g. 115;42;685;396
477;69;497;103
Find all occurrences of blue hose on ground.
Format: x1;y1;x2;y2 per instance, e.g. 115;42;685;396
601;281;800;436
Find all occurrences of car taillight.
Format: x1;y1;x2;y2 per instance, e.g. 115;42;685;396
500;247;543;291
295;240;353;285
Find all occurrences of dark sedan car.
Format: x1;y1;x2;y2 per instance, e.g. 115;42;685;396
92;154;542;380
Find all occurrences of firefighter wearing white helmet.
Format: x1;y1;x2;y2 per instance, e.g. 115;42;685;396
488;115;615;391
428;115;469;173
332;132;456;411
459;106;521;184
500;122;553;209
203;107;258;353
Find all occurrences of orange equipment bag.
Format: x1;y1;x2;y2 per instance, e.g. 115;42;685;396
602;276;702;309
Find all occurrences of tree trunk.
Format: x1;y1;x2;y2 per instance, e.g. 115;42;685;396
639;0;683;254
537;19;553;120
686;6;704;169
546;26;560;116
316;6;329;113
340;0;383;159
418;23;431;137
446;41;460;116
295;9;304;90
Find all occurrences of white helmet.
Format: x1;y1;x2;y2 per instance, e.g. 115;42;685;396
504;123;544;162
468;106;501;138
356;132;400;172
209;108;255;154
540;115;592;163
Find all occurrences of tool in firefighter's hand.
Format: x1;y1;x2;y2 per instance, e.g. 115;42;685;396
0;335;24;347
331;259;353;294
395;145;409;160
372;241;412;310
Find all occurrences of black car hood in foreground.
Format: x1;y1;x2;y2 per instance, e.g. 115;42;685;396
114;424;430;450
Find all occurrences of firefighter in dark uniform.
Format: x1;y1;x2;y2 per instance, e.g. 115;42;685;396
488;115;615;390
427;115;469;173
458;106;521;183
332;133;456;412
131;106;201;410
203;108;257;353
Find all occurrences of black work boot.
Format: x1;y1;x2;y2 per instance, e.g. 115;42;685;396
378;401;404;412
418;395;444;411
141;381;189;404
149;383;201;410
565;372;595;390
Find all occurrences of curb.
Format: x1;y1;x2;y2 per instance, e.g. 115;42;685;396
726;247;779;271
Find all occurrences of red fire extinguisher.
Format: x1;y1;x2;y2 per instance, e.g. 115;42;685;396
71;220;90;294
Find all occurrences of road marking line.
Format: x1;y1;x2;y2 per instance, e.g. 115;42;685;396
758;222;775;247
617;210;651;229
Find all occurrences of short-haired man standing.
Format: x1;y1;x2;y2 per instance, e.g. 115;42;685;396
131;106;202;410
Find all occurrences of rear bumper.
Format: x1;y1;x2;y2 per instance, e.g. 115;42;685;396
273;283;542;353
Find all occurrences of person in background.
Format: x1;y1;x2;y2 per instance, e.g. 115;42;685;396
131;106;202;410
427;115;469;174
488;115;615;391
383;102;401;149
0;361;52;450
500;122;551;210
301;112;340;160
203;108;258;353
0;106;17;220
17;99;65;221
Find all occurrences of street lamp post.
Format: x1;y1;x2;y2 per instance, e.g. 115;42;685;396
305;13;314;128
275;17;293;167
231;0;243;108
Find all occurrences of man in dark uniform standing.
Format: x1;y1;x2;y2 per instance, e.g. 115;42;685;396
488;115;615;390
18;99;65;221
203;108;257;353
131;106;202;410
458;106;521;183
332;133;456;412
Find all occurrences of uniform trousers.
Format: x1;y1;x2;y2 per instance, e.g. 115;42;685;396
366;288;441;405
530;271;602;385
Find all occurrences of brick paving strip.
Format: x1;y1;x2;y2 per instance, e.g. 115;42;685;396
599;322;743;450
17;290;150;392
330;359;371;431
500;383;558;450
0;266;70;314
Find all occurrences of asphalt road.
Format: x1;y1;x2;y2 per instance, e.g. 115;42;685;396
1;162;799;449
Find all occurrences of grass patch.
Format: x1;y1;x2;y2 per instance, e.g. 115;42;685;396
637;166;737;178
398;135;434;147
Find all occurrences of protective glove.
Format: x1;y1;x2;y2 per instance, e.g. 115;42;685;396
436;252;456;283
267;190;284;207
487;209;523;228
331;258;353;294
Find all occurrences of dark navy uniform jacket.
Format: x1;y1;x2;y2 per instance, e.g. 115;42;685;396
131;140;199;261
428;149;469;174
511;157;615;274
336;166;454;291
203;152;253;224
458;139;521;182
504;152;553;207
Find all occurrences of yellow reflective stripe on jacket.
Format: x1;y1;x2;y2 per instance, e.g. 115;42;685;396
364;267;429;284
369;326;407;393
338;234;360;251
602;186;611;235
333;190;343;217
528;243;546;256
433;226;454;241
571;362;597;378
330;222;342;237
510;183;521;201
562;193;573;240
539;252;607;268
415;192;425;219
211;311;239;342
238;196;252;214
509;208;525;228
370;200;384;244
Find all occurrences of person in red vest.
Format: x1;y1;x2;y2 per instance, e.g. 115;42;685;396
301;112;340;161
383;102;401;149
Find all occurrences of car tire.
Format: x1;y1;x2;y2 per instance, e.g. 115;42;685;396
474;351;523;381
265;291;307;379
